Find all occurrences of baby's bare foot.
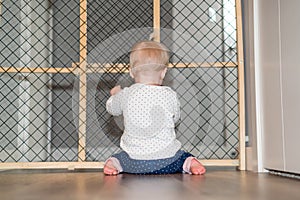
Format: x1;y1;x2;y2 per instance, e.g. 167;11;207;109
104;160;119;175
190;158;206;175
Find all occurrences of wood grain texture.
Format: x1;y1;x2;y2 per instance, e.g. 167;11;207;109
1;169;300;200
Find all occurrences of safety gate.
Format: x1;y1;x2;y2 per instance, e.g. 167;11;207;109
0;0;245;170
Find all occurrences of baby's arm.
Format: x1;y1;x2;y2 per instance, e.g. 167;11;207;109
110;85;122;96
173;94;181;123
106;85;123;116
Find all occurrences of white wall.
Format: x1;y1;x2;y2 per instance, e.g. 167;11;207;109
279;0;300;174
253;0;300;174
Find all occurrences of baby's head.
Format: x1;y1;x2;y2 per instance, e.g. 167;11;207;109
129;41;170;83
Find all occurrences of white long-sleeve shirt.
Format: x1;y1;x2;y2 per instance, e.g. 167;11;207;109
106;83;182;160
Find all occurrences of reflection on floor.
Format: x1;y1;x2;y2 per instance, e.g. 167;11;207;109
1;167;300;200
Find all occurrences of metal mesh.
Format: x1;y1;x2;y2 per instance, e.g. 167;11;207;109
0;0;80;162
159;0;239;159
0;0;240;163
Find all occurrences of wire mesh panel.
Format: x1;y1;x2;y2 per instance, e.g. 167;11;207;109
0;0;80;162
0;0;244;168
82;0;240;161
84;0;153;161
159;0;240;159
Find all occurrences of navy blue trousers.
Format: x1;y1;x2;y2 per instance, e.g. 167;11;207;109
112;150;193;175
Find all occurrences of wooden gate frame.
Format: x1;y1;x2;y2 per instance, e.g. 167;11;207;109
0;0;245;170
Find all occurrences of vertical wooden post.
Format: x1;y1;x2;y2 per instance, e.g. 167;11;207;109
78;0;87;162
153;0;160;42
235;0;246;170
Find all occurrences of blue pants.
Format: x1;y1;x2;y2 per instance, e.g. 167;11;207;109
112;150;193;175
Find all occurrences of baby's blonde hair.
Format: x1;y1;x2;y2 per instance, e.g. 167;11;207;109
129;41;169;74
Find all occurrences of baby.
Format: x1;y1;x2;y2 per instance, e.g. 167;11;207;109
104;41;206;175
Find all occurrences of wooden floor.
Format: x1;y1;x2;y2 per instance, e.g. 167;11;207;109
1;167;300;200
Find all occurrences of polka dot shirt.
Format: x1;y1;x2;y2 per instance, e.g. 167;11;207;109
106;83;182;160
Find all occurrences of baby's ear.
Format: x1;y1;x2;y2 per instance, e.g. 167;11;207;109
129;69;135;78
160;67;167;79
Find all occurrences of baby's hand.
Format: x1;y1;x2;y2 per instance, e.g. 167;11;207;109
110;85;122;96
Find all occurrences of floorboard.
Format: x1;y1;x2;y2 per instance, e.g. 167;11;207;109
1;168;300;200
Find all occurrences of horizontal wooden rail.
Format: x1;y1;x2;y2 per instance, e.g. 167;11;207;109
0;67;76;73
0;62;237;74
0;159;239;170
